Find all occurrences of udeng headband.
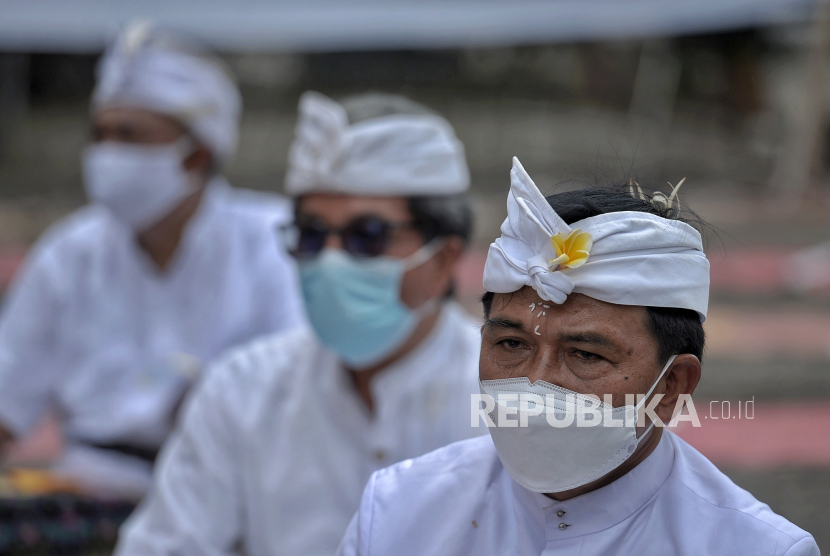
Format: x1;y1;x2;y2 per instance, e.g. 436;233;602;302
482;157;710;321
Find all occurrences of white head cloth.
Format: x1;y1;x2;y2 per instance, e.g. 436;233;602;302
285;91;469;196
483;157;710;321
92;21;242;164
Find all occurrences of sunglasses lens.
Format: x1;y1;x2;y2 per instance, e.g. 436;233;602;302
293;219;328;258
343;217;391;257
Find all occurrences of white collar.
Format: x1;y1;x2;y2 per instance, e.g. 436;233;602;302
514;430;675;539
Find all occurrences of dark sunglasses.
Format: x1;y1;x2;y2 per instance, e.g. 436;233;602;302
281;215;416;259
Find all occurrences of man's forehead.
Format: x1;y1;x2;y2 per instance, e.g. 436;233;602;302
298;193;410;222
94;106;183;131
491;288;592;314
490;288;648;329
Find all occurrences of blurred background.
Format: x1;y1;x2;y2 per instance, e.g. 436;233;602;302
1;0;829;552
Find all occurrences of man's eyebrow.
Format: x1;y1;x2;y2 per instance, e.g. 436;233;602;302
558;332;614;348
482;316;525;331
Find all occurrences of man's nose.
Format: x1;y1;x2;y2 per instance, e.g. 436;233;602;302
527;350;566;386
323;231;344;251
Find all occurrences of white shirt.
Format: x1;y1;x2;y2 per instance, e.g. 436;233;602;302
116;302;483;556
0;179;304;494
338;431;819;556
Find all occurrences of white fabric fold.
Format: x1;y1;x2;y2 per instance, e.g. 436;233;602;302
285;91;469;196
483;157;710;321
92;21;242;163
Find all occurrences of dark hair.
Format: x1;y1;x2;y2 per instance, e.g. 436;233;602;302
408;195;473;300
407;195;473;244
481;185;705;365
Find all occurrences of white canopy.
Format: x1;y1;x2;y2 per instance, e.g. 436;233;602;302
0;0;816;53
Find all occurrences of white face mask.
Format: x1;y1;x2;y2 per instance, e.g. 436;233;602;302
83;139;198;231
480;355;676;493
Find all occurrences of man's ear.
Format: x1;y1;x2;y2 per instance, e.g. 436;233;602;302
183;144;213;178
655;354;701;423
427;237;465;298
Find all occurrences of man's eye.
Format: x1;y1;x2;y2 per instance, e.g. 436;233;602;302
574;349;602;361
498;339;525;350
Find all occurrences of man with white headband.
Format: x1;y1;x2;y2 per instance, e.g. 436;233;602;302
115;91;482;556
336;157;819;555
0;22;304;495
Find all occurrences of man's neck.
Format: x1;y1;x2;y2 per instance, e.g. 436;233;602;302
137;186;206;271
544;427;664;501
348;304;442;413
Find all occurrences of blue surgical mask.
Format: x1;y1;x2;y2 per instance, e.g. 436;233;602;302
299;243;440;369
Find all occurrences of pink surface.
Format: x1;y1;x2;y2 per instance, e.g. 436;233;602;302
454;249;488;295
0;247;25;290
707;249;787;294
704;308;830;359
5;414;64;466
673;401;830;468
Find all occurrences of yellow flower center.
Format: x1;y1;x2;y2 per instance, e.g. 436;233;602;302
549;228;593;270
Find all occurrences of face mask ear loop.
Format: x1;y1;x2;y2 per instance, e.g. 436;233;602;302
634;354;678;438
402;238;446;271
401;238;448;318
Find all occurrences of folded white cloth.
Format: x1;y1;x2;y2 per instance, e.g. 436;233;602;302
483;157;710;321
285;91;469;196
92;21;242;163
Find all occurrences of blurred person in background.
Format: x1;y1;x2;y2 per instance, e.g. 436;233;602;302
336;158;819;556
115;91;483;556
0;22;304;497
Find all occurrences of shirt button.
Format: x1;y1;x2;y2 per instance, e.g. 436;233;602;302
373;450;387;462
558;523;569;530
556;510;566;518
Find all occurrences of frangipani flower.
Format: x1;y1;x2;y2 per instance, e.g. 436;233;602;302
549;228;592;270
